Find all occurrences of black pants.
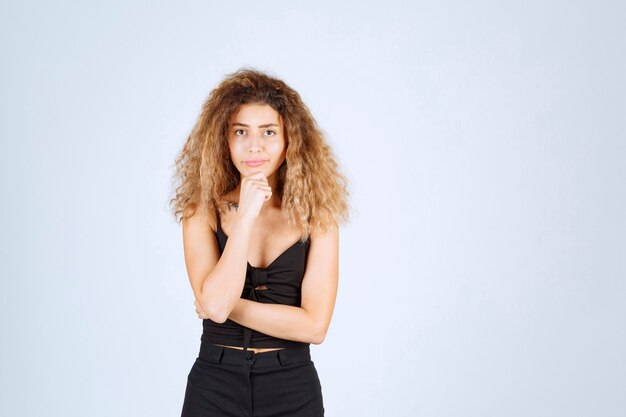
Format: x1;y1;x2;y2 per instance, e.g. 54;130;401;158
181;342;325;417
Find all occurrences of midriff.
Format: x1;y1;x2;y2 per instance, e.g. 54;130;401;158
215;344;285;353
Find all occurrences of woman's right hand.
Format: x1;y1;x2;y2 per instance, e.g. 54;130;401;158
236;171;272;221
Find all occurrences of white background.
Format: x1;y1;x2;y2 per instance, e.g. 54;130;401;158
1;1;625;416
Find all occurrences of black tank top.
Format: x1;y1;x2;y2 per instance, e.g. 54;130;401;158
201;208;312;349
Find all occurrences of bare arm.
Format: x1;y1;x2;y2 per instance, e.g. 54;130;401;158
227;222;339;344
183;173;271;323
182;204;254;323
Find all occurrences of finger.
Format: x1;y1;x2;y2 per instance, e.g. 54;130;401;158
248;171;267;179
246;179;270;187
246;185;272;196
245;172;268;182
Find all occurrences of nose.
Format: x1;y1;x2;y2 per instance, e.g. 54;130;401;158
249;133;263;152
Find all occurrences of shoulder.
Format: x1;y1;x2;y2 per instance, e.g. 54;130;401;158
308;219;339;249
182;202;218;234
309;218;339;239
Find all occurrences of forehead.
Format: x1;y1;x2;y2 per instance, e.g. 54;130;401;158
229;103;282;125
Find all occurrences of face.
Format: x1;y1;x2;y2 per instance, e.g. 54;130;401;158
227;103;286;179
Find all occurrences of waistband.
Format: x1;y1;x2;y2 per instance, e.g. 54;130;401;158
199;341;311;367
201;332;309;350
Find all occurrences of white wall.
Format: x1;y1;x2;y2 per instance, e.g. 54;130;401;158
1;1;624;416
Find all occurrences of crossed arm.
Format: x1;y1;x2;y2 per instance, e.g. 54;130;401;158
227;227;338;344
183;206;339;345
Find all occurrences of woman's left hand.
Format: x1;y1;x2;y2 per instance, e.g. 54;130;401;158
194;298;210;319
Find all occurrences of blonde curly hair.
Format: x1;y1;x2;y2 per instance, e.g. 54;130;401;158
169;68;349;240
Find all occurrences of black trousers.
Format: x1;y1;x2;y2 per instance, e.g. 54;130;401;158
181;342;325;417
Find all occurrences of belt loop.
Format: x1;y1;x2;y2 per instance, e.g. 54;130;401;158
217;346;225;363
243;328;252;352
278;349;288;366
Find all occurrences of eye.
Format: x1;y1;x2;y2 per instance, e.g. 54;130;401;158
234;129;246;136
263;130;277;136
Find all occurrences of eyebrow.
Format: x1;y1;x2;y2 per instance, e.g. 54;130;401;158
231;122;280;128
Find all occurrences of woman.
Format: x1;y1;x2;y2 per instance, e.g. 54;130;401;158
170;68;349;417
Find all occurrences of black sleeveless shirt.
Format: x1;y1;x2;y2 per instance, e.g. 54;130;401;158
201;209;312;349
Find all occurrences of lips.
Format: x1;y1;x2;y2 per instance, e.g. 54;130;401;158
243;159;267;167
